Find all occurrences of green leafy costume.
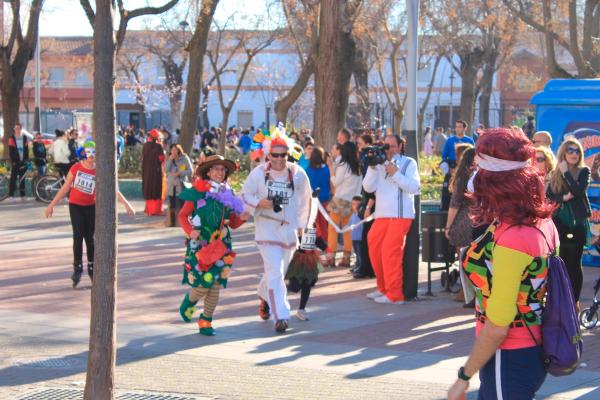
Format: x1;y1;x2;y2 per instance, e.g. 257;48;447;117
179;186;237;289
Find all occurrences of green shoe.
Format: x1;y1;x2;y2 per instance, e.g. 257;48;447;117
198;314;215;336
179;293;197;323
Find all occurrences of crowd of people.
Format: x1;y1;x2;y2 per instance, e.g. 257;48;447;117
10;112;587;398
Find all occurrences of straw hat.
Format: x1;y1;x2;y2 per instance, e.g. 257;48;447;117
196;155;236;179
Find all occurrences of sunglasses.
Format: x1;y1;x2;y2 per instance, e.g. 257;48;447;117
536;157;546;163
270;153;287;159
566;147;581;155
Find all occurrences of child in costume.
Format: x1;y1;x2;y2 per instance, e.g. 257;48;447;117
285;189;326;321
178;155;247;336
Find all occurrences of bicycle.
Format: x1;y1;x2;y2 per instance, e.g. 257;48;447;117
0;161;33;202
34;172;66;204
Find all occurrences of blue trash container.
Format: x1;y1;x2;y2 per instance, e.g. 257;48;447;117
531;79;600;266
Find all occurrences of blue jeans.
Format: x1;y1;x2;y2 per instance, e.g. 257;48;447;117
352;240;362;269
478;346;547;400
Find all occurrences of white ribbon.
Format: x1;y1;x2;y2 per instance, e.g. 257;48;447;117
475;153;530;172
317;202;374;234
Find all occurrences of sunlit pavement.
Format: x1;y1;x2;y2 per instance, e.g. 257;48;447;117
1;200;599;399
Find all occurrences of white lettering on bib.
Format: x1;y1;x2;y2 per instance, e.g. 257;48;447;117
73;170;96;195
266;180;292;205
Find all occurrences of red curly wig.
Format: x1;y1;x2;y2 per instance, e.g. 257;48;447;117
469;127;554;226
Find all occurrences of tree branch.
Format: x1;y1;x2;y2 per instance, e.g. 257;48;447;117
79;0;95;26
116;0;180;50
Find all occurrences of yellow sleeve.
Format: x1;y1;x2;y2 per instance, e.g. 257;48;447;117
486;245;534;327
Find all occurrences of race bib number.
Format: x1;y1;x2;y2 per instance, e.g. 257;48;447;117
300;228;317;250
266;181;292;205
73;170;96;195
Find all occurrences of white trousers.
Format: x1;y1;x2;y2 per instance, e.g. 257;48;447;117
258;245;294;321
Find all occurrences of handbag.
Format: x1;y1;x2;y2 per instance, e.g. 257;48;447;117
557;201;577;229
195;209;227;271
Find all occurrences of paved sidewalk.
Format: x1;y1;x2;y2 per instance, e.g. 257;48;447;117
1;200;599;399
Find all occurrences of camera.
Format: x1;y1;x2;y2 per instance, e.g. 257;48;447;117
362;144;390;166
272;194;284;213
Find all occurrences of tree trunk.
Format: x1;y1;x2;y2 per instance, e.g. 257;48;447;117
478;55;496;128
314;1;356;149
201;84;210;129
352;41;370;130
418;56;441;146
219;109;230;155
179;0;219;154
274;57;314;124
458;49;485;132
84;1;117;399
1;86;20;160
393;108;403;136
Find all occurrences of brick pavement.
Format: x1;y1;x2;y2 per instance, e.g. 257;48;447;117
1;200;600;399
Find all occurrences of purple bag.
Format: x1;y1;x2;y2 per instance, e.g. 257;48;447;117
539;254;583;376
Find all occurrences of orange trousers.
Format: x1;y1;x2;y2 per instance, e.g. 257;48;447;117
367;218;413;301
327;212;352;254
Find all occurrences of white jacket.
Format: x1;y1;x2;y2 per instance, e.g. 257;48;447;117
362;154;420;219
241;162;311;248
51;138;71;164
331;162;362;201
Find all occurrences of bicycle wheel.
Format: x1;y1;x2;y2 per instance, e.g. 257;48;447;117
0;175;9;201
35;175;61;204
579;308;599;330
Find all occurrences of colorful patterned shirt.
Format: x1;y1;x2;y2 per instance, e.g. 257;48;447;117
463;219;559;349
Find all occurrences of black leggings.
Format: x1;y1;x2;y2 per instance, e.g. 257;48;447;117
288;278;314;310
357;220;374;276
69;204;95;265
555;218;586;302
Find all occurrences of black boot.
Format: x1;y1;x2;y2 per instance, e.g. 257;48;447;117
71;263;83;288
87;262;93;281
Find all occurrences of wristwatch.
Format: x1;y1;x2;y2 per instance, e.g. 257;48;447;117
458;366;471;382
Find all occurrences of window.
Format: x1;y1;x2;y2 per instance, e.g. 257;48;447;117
75;69;90;87
47;67;65;87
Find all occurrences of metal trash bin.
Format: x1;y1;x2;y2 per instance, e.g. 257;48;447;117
421;210;455;295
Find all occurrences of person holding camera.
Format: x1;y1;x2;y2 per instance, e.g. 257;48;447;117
363;135;420;304
241;136;312;333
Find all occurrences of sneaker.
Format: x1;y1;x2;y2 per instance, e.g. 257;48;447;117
366;290;384;300
373;295;405;305
295;309;309;321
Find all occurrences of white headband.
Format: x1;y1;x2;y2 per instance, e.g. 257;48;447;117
475;154;530;172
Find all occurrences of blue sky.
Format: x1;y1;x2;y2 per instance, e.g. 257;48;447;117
37;0;272;37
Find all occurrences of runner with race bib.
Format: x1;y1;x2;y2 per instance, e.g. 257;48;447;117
45;140;135;288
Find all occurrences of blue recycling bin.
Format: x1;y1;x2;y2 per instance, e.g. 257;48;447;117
531;79;600;266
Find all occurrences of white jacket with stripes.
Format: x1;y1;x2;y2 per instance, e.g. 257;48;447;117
362;154;420;219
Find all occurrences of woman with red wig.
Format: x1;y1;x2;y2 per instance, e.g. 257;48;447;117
448;128;558;400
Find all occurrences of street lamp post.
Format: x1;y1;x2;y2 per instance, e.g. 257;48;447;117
403;0;420;301
449;72;455;129
33;17;41;132
265;105;270;129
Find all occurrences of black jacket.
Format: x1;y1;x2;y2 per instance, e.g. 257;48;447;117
548;167;591;223
32;141;47;166
8;134;29;165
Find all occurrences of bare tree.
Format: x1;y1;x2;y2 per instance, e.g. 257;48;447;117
0;0;43;159
116;50;148;132
79;1;179;399
502;0;600;78
179;0;220;154
273;0;319;124
208;23;277;153
313;0;362;149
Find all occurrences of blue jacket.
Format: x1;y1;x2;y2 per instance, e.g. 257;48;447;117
442;135;475;163
305;165;331;203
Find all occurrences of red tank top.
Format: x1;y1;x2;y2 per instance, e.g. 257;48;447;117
68;163;96;206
